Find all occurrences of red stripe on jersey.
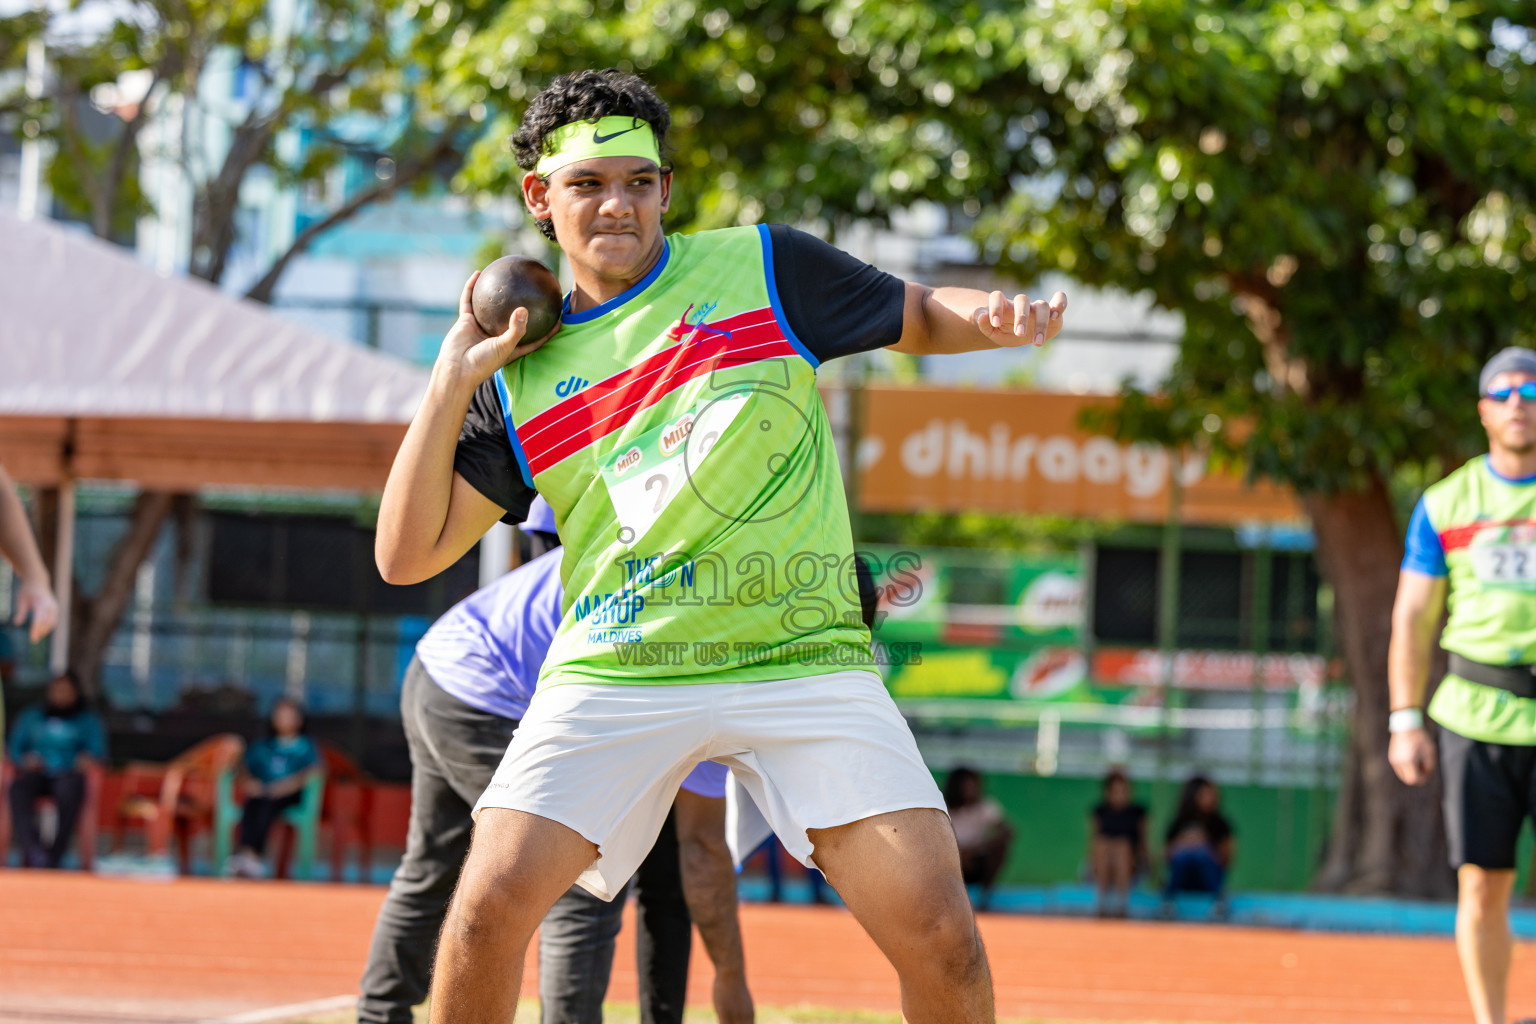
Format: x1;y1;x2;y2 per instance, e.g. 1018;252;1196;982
518;307;796;477
520;307;777;445
1439;519;1536;551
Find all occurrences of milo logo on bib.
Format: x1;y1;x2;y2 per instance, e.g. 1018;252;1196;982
613;447;644;476
600;395;747;548
659;414;694;456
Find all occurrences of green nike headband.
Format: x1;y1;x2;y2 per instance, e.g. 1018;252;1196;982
535;116;661;177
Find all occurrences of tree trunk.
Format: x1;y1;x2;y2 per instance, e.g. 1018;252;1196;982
189;116;281;284
242;123;463;305
1307;475;1455;897
68;491;175;700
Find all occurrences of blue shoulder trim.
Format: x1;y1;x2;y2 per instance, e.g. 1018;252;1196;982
757;224;819;370
561;240;672;324
1401;497;1448;577
493;370;535;488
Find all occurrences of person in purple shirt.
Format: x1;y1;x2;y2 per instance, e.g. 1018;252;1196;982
357;498;750;1024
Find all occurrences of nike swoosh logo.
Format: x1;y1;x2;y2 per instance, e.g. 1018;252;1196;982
592;125;641;144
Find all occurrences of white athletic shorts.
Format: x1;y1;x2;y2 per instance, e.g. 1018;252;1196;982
473;668;945;900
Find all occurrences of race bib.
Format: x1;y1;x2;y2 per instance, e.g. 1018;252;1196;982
1470;543;1536;585
599;393;747;548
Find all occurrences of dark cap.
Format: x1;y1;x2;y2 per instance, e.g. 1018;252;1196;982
1480;347;1536;395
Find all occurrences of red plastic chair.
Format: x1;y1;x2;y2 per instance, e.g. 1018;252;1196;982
275;742;375;881
0;758;105;869
113;734;245;874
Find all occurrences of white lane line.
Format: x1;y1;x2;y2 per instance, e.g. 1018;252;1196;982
200;995;355;1024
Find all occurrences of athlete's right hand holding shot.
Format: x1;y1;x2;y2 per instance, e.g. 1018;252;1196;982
374;271;554;588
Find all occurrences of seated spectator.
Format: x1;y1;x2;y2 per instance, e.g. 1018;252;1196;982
943;766;1014;908
1089;767;1146;917
226;697;319;878
6;670;106;868
1163;774;1235;901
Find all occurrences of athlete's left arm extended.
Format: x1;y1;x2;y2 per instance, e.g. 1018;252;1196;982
888;281;1068;356
675;790;755;1024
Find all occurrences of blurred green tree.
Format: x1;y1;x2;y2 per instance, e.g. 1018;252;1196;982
444;0;1536;896
0;0;467;693
0;0;467;287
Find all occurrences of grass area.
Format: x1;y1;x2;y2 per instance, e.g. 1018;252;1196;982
294;1004;1066;1024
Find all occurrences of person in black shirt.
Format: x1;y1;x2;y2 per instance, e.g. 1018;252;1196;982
1088;768;1146;917
1162;775;1234;900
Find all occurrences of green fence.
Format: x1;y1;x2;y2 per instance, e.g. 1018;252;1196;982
970;771;1335;892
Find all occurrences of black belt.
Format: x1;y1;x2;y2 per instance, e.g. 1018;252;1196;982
1448;652;1536;700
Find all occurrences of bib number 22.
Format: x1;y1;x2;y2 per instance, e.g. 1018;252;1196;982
1471;544;1536;584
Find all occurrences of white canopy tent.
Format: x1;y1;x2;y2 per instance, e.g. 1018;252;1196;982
0;209;438;670
0;208;428;424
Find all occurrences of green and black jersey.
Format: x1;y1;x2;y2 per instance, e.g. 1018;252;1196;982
455;224;905;688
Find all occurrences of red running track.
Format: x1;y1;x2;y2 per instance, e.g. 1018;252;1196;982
2;871;1534;1022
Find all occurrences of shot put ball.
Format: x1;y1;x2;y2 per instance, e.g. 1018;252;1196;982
471;255;563;341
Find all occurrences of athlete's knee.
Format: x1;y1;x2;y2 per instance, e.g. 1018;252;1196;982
449;848;539;940
447;861;517;933
1458;866;1514;918
900;887;987;976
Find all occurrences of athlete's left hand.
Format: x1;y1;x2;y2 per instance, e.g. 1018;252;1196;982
974;290;1068;348
1388;727;1436;786
713;968;755;1024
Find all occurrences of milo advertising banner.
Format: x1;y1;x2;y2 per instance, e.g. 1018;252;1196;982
861;545;1095;705
862;545;1334;718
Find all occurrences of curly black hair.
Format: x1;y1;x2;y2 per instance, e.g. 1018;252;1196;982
512;69;672;242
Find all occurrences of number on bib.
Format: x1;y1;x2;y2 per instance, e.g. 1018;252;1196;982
1470;544;1536;584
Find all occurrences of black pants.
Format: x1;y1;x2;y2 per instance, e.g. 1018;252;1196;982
538;808;692;1024
7;769;87;868
356;658;693;1024
632;812;692;1024
238;791;304;855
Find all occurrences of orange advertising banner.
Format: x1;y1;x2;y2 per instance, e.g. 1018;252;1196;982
854;386;1300;525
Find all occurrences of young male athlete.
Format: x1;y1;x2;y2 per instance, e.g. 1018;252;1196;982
376;68;1067;1023
1389;347;1536;1024
358;499;750;1024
